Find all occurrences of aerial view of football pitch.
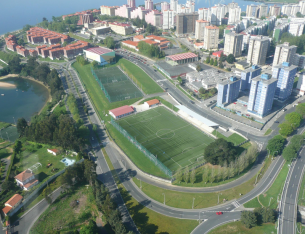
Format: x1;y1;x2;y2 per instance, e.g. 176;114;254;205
116;106;215;173
93;66;143;102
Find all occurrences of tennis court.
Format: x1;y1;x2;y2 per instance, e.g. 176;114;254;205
92;66;143;102
116;106;214;173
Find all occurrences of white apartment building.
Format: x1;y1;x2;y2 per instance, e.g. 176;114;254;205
224;32;243;57
300;1;305;15
228;7;241;24
282;4;300;16
210;4;228;26
246;4;268;18
170;0;178;12
163;10;175;29
289;22;305;36
203;26;219;50
247;35;269;65
269;5;281;16
273;42;297;66
195;19;210;40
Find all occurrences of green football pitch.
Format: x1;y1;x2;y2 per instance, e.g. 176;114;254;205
93;66;143;102
116;106;214;173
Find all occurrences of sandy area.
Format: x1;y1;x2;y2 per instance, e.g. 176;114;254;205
0;82;16;88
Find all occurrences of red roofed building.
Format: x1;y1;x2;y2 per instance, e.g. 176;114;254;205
133;35;145;42
27;27;69;45
5;194;23;210
109;105;135;119
165;52;198;65
16;46;29;57
122;40;139;51
145;35;167;43
47;148;59;155
5;35;17;52
144;99;160;108
15;170;39;191
84;47;115;65
212;50;224;58
29;49;38;57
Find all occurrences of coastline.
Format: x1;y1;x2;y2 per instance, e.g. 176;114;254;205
0;82;16;88
0;75;52;114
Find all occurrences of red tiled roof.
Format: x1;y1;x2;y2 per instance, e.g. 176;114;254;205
85;47;113;55
122;40;138;47
24;179;39;188
196;19;209;23
2;206;12;214
146;35;166;41
49;148;59;153
109;106;134;117
212;50;224;57
14;170;34;182
134;35;145;40
194;42;204;46
145;99;160;106
166;52;198;61
143;39;159;45
206;26;219;29
5;194;23;207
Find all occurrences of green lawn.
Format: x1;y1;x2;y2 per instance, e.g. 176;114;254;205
0;121;11;129
258;162;289;209
118;58;163;94
103;148;199;234
212;131;246;146
139;96;178;112
298;170;305;206
38;57;66;63
209;221;276;234
51;102;67;117
243;197;262;208
116;107;214;173
264;128;272;136
0;146;12;160
30;185;93;234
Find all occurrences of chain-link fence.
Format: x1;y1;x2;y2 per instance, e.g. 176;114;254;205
111;117;172;177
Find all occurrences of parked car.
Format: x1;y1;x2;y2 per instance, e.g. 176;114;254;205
275;121;279;123
246;114;250;116
216;212;223;215
234;102;237;104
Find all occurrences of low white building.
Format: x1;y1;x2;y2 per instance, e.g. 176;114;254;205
296;73;305;95
47;148;58;156
144;99;160;108
14;170;39;191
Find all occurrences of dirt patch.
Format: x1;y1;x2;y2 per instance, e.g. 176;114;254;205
226;224;238;232
74;192;87;214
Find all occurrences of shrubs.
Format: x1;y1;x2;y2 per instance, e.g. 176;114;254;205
241;208;276;229
266;135;286;156
282;134;305;161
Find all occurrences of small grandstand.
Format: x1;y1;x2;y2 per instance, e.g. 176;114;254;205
92;66;143;102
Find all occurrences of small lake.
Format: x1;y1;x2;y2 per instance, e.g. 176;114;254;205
0;77;49;123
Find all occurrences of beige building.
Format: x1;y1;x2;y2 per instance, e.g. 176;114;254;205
224;32;243;57
247;36;269;65
203;26;219;50
100;6;118;16
273;42;297;66
109;22;133;35
195;19;210;41
269;5;281;16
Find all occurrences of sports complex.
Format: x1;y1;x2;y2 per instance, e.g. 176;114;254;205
114;106;215;174
92;66;143;102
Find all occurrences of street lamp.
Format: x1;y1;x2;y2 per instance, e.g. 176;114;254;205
268;197;273;207
218;193;222;204
192;197;195;209
162;193;165;205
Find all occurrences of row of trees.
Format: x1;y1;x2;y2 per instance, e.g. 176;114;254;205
266;135;286;156
282;134;305;161
279;112;302;137
137;41;165;58
241;208;276;229
67;94;83;125
174;143;258;184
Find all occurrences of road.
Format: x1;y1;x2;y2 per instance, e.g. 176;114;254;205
279;144;305;234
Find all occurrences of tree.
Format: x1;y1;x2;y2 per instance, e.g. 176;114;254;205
196;64;201;71
285;112;302;129
203;167;210;183
219;61;224;68
282;146;297;161
296;103;305;117
175;168;183;184
43;185;52;204
220;53;226;62
213;59;218;66
296;12;304;18
177;76;182;84
279;122;294;137
76;56;86;66
210;167;216;183
17;38;25;46
91;61;98;68
266;135;286;156
184;166;190;183
104;36;115;49
205;56;210;64
226;54;235;64
17;117;28;135
1;180;16;192
254;207;275;224
204;138;237;166
190;169;196;184
8;56;22;74
210;58;214;65
84;159;96;185
241;211;257;228
80;220;98;234
199;87;206;94
13;140;22;154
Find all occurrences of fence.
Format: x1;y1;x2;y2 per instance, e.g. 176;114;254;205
91;67;112;102
9;159;84;217
111;118;172;177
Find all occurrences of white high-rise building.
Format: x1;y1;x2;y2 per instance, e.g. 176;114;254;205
228;2;238;9
210;4;228;26
228;7;241;24
269;5;281;16
203;25;219;50
163;10;175;29
224;32;243;57
300;1;305;15
289;23;305;36
161;2;170;12
170;0;178;12
273;42;297;66
282;4;300;16
247;36;269;65
195;19;210;40
246;5;258;17
145;0;154;10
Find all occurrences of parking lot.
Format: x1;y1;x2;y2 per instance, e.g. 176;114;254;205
116;49;152;66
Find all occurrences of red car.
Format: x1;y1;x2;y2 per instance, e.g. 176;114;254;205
233;102;237;104
246;114;250;116
216;212;223;215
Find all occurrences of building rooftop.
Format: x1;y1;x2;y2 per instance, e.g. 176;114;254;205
252;73;277;84
196;19;209;23
273;62;298;71
145;99;160;106
205;26;219;30
15;170;34;182
84;47;113;55
5;194;23;207
109;105;134;117
2;206;12;215
166;52;198;61
122;40;139;47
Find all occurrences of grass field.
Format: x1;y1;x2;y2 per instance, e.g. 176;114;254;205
118;58;163;94
243;197;262;208
209;221;276;234
212;130;246;146
103;148;199;234
298;170;305;206
93;66;143;102
116;106;214;172
264;129;272;136
0;121;10;130
38;57;66;63
0;125;19;142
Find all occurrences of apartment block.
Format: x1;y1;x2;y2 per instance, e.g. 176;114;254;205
109;22;133;35
161;2;170;12
273;23;289;42
273;62;298;101
79;13;93;25
16;46;29;57
300;1;305;15
293;54;305;70
27;27;69;45
145;10;163;27
115;5;135;18
273;42;297;66
269;5;281;16
247;36;269;65
247;73;277;117
131;7;149;20
145;0;154;10
217;76;241;107
240;65;262;91
195;19;210;41
228;7;241;24
170;0;178;12
100;6;118;16
223;32;243;57
128;0;136;8
176;13;199;35
288;23;305;36
203;26;219;50
163;10;175;29
282;4;300;16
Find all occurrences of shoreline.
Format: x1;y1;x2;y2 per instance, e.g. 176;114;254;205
0;75;52;115
0;82;16;88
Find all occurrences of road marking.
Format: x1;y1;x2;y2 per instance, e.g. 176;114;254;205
232;201;240;208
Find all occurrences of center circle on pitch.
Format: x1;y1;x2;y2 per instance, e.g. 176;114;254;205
156;129;175;139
